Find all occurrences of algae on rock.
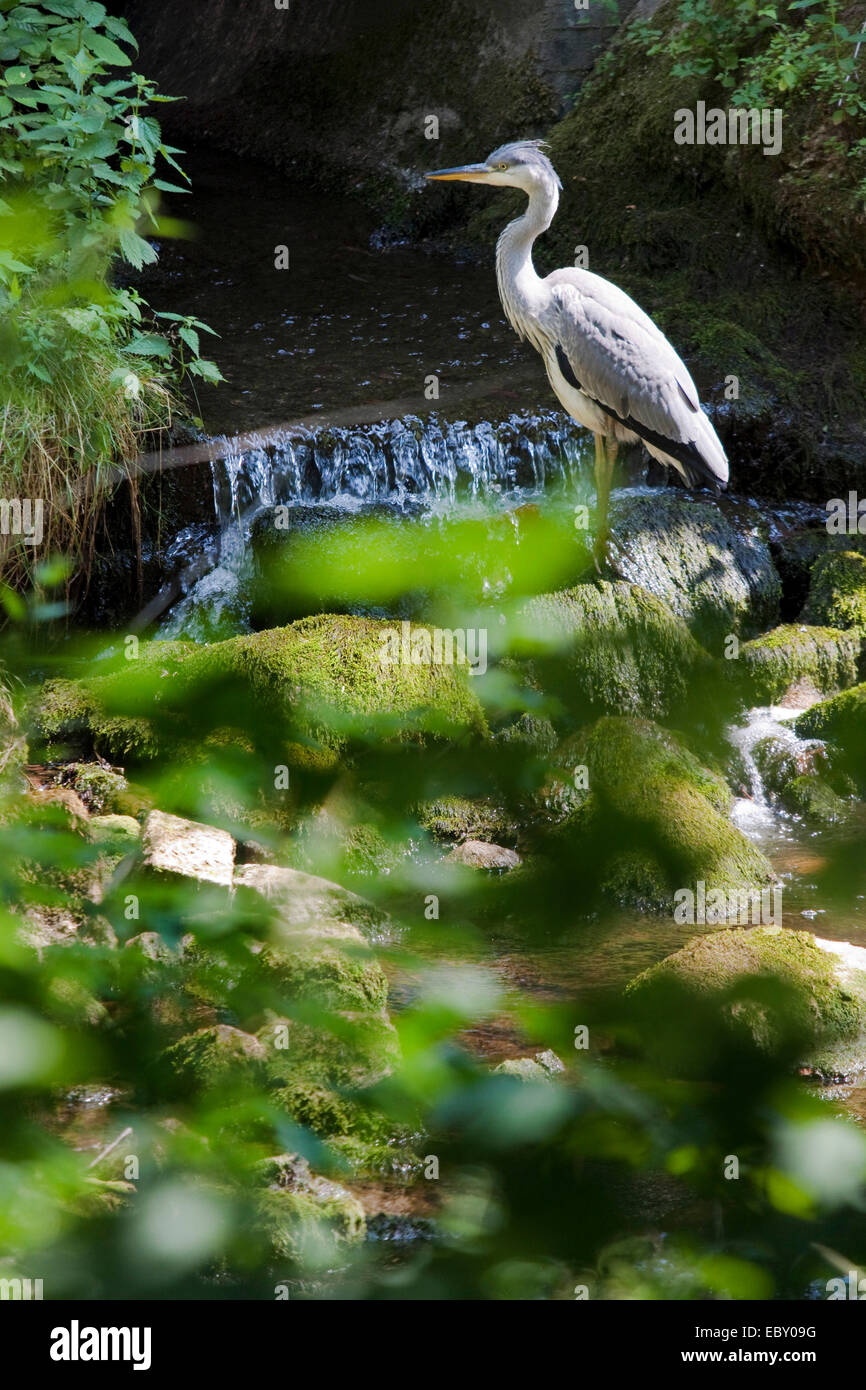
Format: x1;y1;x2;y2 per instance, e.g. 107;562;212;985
627;927;866;1080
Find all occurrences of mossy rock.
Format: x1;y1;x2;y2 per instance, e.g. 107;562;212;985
32;614;488;766
416;795;516;846
161;1024;268;1096
737;624;861;706
794;683;866;788
781;775;848;824
627;927;866;1079
87;813;141;852
517;579;712;720
608;494;780;647
553;717;772;912
802;551;866;632
256;1170;366;1260
256;932;389;1015
65;763;129;814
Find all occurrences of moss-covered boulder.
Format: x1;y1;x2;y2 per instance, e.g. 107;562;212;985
550;717;772;912
416;795;517;846
517;579;712;720
627;927;866;1079
802;550;866;632
33;613;488;766
162;1024;268;1096
608;493;781;646
750;734;849;823
254;1153;365;1261
63;762;129;814
736;624;861;707
794;683;866;787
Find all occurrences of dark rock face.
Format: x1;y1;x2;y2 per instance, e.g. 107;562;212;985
124;0;634;219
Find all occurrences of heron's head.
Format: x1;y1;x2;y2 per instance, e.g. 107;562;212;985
426;140;561;199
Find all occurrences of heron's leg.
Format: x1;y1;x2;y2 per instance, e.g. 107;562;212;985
593;434;617;568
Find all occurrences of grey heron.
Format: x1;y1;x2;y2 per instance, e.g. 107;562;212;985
426;141;728;563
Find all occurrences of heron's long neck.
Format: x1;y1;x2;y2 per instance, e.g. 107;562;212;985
495;185;558;350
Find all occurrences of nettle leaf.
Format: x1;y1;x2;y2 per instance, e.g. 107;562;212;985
102;14;137;50
188;357;223;383
118;227;158;269
86;31;130;67
124;331;170;359
178;324;199;356
152;178;190;194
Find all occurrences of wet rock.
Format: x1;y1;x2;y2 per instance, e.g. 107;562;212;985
802;550;866;632
609;492;781;647
494;1049;565;1080
447;839;521;871
627;927;866;1080
794;683;866;788
417;796;517;846
517;579;711;721
752;735;828;796
141;810;235;887
249;501;426;628
549;717;772;912
255;1153;366;1257
737;623;860;706
61;762;129;814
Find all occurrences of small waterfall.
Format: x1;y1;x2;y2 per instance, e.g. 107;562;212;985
158;410;589;639
728;706;826;840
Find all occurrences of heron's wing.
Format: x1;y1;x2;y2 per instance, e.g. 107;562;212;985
545;268;728;488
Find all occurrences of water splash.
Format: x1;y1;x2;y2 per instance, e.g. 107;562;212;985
728;705;825;842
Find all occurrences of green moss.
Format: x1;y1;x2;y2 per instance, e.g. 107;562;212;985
794;683;866;786
519;579;711;720
416;795;515;845
628;926;866;1077
256;1182;365;1260
66;763;129;814
556;717;771;911
737;623;861;705
782;775;848;824
257;935;388;1015
803;551;866;632
161;1024;268;1096
31;615;488;766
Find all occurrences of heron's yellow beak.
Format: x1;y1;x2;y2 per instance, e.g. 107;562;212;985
425;163;492;183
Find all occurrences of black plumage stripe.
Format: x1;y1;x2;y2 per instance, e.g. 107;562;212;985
554;343;723;492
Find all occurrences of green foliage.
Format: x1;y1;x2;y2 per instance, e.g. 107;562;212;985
645;0;865;114
0;0;223;591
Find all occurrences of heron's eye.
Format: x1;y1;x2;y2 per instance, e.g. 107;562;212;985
497;162;509;171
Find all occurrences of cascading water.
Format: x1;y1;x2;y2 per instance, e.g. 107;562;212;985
159;409;589;639
727;705;827;844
